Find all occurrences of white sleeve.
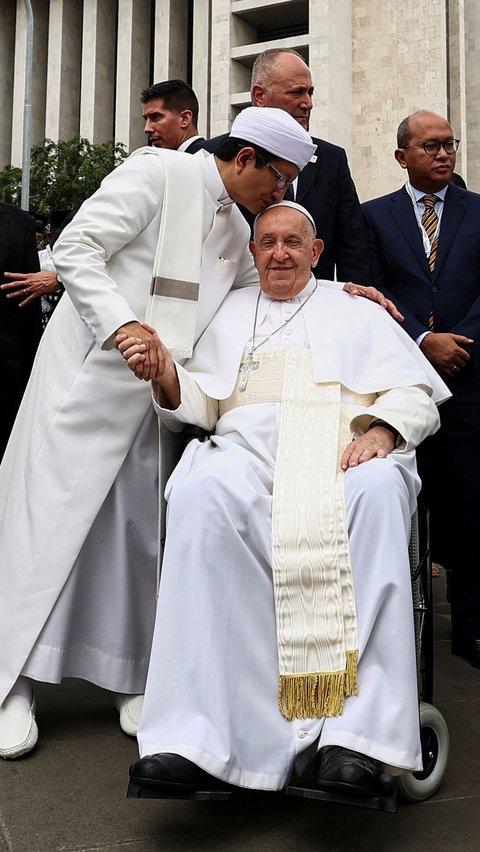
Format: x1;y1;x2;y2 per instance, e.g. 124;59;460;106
152;363;219;433
350;385;440;451
52;152;166;349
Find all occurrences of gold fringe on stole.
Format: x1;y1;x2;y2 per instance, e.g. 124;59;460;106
278;649;359;721
345;649;359;697
279;672;346;720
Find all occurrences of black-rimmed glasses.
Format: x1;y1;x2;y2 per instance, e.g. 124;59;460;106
401;139;460;156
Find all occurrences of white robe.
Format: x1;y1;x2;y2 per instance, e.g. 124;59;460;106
138;281;448;789
0;149;258;704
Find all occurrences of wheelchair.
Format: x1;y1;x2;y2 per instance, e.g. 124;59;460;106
127;503;449;812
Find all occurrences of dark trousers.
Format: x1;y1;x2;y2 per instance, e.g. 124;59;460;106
417;398;480;641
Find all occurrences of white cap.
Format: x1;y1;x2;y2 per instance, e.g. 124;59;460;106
254;200;317;235
229;106;316;170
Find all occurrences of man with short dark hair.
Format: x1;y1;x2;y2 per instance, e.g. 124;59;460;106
363;109;480;669
141;79;205;152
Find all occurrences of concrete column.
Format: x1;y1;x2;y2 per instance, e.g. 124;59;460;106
309;0;352;150
115;0;151;152
447;0;467;180
153;0;189;82
464;0;480;190
80;0;117;142
45;0;82;141
0;1;16;168
210;0;235;134
192;0;211;138
351;0;448;202
11;0;49;167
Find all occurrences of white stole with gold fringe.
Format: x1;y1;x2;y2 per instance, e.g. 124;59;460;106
273;349;359;719
220;348;366;719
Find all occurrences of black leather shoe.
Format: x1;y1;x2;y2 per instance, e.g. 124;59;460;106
314;745;382;797
451;638;480;669
129;752;230;792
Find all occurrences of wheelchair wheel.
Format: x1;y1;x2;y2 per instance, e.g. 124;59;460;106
396;702;449;802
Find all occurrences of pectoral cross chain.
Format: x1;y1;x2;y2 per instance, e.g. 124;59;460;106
239;353;260;391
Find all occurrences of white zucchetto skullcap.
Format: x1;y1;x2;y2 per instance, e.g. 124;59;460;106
254;201;317;236
229;106;316;171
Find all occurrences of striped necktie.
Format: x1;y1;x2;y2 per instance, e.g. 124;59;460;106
421;194;439;272
421;193;439;331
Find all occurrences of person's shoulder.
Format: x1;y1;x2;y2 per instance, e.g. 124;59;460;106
310;136;345;156
448;183;480;206
362;187;405;211
0;201;34;225
222;285;258;309
199;134;229;153
315;281;392;321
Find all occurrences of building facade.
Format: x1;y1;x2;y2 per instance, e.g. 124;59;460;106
1;0;479;200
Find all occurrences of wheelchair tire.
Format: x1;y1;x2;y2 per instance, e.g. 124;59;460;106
396;702;449;802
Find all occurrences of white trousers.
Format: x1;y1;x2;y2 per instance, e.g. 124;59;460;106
138;435;422;790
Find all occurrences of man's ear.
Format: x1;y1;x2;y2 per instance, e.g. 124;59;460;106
236;147;256;174
249;239;256;260
395;148;408;170
311;238;324;269
251;84;266;107
179;109;193;128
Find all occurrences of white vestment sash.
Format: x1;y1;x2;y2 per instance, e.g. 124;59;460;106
129;148;205;360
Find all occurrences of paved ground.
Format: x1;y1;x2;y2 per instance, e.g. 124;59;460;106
1;572;479;852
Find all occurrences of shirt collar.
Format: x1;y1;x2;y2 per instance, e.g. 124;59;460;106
260;274;318;305
201;152;234;206
178;135;202;153
407;181;449;203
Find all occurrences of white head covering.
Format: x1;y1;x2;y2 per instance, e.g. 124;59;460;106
254;200;317;235
229;106;316;170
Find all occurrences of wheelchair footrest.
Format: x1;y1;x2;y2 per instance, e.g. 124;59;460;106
286;775;398;813
127;780;235;799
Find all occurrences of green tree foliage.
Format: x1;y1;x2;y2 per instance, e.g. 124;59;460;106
0;136;128;217
0;164;22;206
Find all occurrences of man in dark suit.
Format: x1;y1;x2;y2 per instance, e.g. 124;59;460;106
0;203;41;459
202;49;370;283
362;110;480;668
141;79;206;153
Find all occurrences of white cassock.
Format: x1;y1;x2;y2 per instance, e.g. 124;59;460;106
138;279;449;790
0;149;258;705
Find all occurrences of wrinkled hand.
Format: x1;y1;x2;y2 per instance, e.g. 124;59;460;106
341;425;395;470
343;283;404;322
420;332;473;380
114;321;161;380
115;324;180;408
1;271;60;306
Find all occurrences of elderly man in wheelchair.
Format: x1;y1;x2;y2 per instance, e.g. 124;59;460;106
118;202;450;806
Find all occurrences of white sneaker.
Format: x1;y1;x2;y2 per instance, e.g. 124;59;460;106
114;694;144;737
0;695;38;759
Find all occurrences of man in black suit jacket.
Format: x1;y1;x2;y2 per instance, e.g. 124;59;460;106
0;203;41;459
362;110;480;668
202;49;370;284
141;79;206;153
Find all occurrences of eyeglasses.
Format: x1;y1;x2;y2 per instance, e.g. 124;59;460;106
402;139;460;156
256;153;294;190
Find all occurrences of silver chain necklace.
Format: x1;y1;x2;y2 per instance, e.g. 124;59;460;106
238;283;318;392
